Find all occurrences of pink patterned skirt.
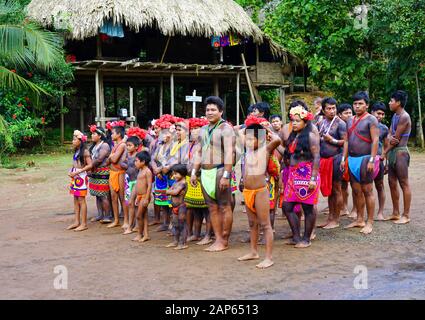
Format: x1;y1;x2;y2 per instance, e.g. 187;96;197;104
283;162;320;205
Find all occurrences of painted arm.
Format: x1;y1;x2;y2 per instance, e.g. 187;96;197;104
368;119;379;173
190;130;203;187
166;182;185;196
110;143;125;164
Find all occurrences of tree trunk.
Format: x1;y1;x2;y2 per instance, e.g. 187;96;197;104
415;71;424;149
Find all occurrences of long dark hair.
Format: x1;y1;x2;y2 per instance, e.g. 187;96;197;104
286;121;313;160
76;141;87;166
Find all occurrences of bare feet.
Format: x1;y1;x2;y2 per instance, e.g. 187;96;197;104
360;223;373;234
140;236;150;242
348;211;357;219
323;221;340;229
148;220;160;226
132;226;139;232
344;221;366;229
121;223;129;230
166;242;178;248
295;241;311;248
317;221;331;228
340;209;349;217
204;241;228;252
310;232;316;240
66;222;79;230
375;213;385;221
132;235;142;241
256;258;274;269
187;235;201;242
122;228;135;235
385;214;401;221
394;216;410;224
238;253;260;261
196;237;213;246
320;207;329;215
74;224;88;232
174;244;188;250
106;221;120;228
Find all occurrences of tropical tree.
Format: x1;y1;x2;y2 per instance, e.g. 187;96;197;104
0;0;64;96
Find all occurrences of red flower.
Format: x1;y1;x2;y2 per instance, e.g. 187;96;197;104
189;118;209;129
10;69;16;73
24;97;30;102
106;122;113;130
127;127;147;140
17;103;23;107
27;72;33;78
89;124;97;133
41;117;45;124
244;115;268;127
12;114;17;119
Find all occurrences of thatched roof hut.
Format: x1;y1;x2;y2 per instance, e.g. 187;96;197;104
26;0;295;128
27;0;264;42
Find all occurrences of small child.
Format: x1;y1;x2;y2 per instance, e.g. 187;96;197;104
166;164;188;250
68;130;92;232
238;122;281;269
123;136;142;235
132;151;153;242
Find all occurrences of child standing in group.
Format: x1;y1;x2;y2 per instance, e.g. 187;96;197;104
68;130;92;232
166;164;188;250
132;151;153;242
238;121;281;269
123;136;141;235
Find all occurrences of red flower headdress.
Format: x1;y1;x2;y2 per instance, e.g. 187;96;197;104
127;127;147;140
244;115;269;127
106;120;126;130
189;118;209;130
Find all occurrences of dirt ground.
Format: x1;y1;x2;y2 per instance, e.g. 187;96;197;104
1;151;425;300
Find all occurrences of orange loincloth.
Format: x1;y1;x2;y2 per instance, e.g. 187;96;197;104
242;186;268;214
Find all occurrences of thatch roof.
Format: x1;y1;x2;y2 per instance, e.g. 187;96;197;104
26;0;263;41
26;0;288;58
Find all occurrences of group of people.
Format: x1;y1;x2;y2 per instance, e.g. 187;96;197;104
67;90;412;269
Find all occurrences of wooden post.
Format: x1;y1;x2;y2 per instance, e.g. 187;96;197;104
236;73;240;125
289;71;294;94
280;87;286;125
214;78;219;96
159;77;164;117
79;103;84;131
241;53;256;105
99;71;105;127
95;70;100;126
416;71;424;148
170;73;175;115
129;86;134;127
60;86;64;144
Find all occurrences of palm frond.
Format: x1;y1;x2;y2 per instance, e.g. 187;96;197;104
0;66;48;96
0;23;63;71
0;0;21;17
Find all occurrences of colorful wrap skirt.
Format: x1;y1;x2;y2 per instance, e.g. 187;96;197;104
70;168;88;197
124;174;137;204
184;176;208;208
89;166;110;197
154;175;172;206
283;162;320;205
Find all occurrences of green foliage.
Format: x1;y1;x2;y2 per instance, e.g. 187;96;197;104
0;0;74;156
